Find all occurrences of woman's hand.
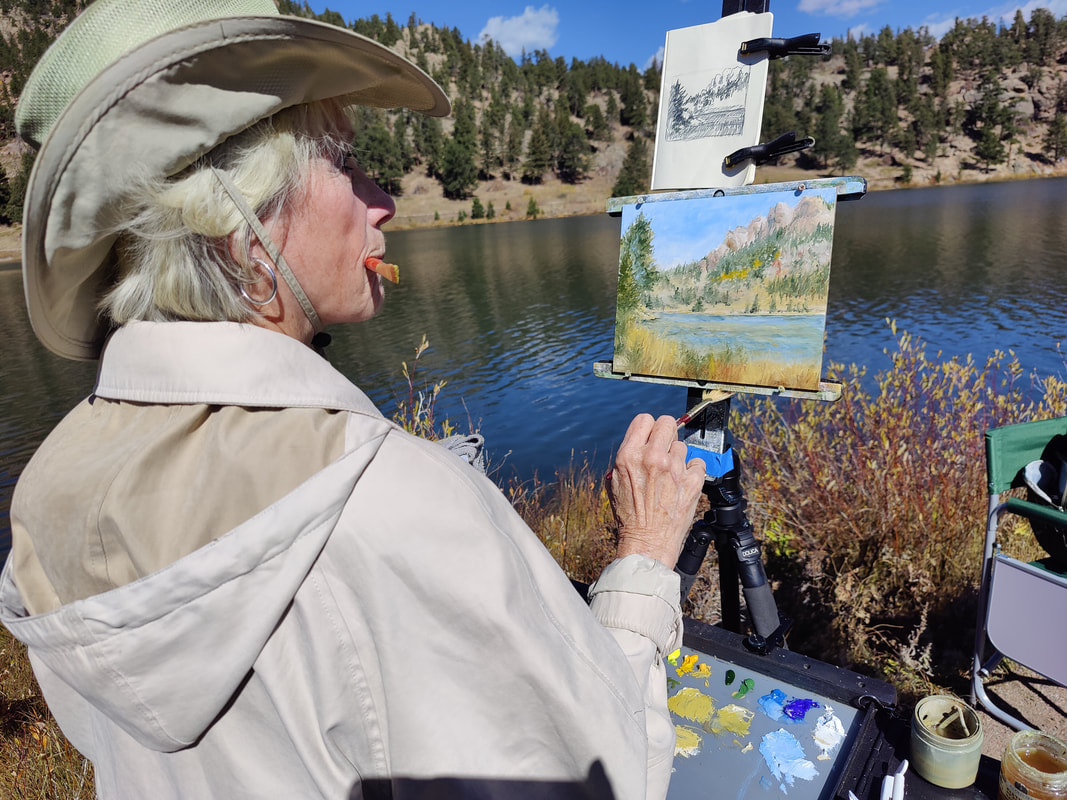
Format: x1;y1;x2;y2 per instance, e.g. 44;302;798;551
607;413;707;569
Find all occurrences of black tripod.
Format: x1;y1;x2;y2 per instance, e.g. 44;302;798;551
675;389;790;652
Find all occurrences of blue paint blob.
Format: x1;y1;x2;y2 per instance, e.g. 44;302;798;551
783;697;820;722
759;775;775;792
759;729;818;791
758;688;787;720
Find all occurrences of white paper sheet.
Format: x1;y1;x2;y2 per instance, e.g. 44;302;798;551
651;12;773;190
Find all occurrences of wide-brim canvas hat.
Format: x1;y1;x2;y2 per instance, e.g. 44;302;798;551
17;0;449;361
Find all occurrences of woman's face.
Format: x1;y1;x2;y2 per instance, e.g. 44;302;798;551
273;152;396;331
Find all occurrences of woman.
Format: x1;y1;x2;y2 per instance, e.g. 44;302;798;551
1;1;707;798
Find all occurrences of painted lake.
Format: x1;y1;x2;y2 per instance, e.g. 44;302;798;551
643;311;826;366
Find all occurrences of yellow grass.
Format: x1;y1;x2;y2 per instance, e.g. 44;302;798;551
614;317;821;389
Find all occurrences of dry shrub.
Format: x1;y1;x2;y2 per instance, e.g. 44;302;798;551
509;459;618;584
0;626;93;799
728;322;1067;699
391;334;456;440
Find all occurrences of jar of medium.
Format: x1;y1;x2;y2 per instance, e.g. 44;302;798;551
911;695;983;788
999;731;1067;800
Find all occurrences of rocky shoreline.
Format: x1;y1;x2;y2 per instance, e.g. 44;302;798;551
2;165;1066;262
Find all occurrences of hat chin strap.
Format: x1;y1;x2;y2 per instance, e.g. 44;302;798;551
211;167;323;334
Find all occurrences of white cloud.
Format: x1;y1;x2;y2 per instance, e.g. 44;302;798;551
797;0;885;17
478;5;559;57
986;0;1067;26
921;1;1067;40
923;15;961;38
845;23;870;39
644;45;665;72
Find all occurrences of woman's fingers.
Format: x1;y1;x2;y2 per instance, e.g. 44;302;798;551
609;413;706;568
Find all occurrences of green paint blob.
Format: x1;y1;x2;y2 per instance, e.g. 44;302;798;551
732;677;755;699
725;669;736;686
667;678;681;690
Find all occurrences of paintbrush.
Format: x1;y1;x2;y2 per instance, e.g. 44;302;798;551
365;256;400;284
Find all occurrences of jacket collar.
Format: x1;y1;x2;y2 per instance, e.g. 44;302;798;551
94;320;381;416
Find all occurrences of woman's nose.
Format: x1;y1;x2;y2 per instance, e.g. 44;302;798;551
368;183;396;226
354;170;395;226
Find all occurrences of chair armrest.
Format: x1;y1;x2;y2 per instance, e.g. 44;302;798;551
1003;497;1067;528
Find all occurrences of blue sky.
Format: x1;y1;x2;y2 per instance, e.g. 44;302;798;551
621;187;838;269
307;1;1067;68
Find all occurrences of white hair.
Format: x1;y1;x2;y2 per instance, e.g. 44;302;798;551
101;98;354;324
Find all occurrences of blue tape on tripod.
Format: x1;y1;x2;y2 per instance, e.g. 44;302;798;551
686;446;734;478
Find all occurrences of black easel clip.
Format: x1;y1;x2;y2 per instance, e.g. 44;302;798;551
724;130;814;169
740;32;830;59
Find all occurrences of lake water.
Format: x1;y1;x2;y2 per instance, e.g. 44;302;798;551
3;176;1067;556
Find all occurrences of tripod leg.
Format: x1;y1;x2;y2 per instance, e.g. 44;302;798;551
716;531;742;633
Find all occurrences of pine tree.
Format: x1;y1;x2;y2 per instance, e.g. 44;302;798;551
618;66;647;128
503;110;524;179
393;114;415;173
812;84;844;169
478;112;496;179
439;137;478;199
584;103;611;142
667;80;688;138
761;61;797;139
833;131;859;174
471;197;485;219
975;125;1006;171
354;113;403;195
611;136;650;197
556;121;589;183
605;92;619;124
416;116;444;178
854;67;897;149
1028;8;1060;67
1044;111;1067;162
451;98;477;152
616;212;654;315
521;112;554;183
843;40;863;92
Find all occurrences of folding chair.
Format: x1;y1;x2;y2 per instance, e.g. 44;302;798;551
971;417;1067;730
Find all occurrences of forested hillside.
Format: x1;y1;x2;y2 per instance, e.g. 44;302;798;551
2;1;1067;228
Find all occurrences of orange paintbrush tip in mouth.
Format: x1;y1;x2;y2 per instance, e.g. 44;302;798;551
364;256;400;284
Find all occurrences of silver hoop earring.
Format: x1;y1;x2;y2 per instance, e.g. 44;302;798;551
239;258;279;306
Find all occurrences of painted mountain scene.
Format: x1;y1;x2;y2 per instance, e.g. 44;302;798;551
612;187;837;390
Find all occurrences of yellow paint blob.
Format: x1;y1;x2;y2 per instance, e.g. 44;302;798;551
676;653;700;676
668;687;716;724
691;662;712;679
705;703;755;737
674;725;703;758
667;649;681;666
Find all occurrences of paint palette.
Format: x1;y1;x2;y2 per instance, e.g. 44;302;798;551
665;646;860;800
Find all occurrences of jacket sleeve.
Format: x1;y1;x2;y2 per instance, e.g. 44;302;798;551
587;555;683;800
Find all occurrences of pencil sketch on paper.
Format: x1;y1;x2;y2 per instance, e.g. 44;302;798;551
665;67;751;141
612;187;838;391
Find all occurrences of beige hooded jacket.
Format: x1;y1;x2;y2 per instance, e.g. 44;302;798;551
0;321;683;799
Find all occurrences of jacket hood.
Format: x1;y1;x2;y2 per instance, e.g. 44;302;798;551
0;321;389;751
0;438;385;751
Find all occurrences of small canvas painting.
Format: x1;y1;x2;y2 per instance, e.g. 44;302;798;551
612;187;838;391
